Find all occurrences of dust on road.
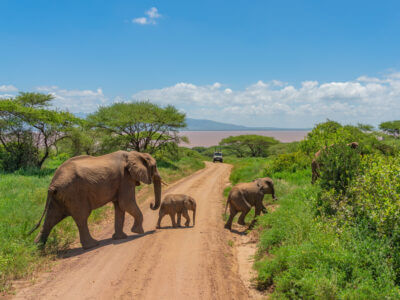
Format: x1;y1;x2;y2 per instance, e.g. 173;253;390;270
14;162;250;300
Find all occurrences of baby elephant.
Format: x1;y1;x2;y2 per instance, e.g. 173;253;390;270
156;194;196;229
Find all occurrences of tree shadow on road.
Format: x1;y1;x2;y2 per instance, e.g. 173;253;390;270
59;230;156;259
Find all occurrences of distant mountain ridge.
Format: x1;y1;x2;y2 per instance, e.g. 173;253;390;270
185;118;309;131
72;113;309;131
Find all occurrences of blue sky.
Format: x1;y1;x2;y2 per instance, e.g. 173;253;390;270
1;0;400;127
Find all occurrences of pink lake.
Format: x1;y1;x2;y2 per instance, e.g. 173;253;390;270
179;131;309;147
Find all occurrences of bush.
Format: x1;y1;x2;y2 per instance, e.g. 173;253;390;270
0;139;39;172
318;143;361;194
265;151;310;176
347;155;400;239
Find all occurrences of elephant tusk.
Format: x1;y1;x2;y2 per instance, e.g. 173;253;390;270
161;179;169;186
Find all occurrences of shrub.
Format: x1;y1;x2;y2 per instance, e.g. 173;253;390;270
347;155;400;239
0;139;39;172
265;151;310;176
318;143;361;194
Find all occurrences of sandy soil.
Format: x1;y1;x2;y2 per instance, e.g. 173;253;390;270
14;162;252;300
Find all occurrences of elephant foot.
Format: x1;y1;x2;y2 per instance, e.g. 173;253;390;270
156;225;161;229
112;232;128;240
34;232;48;245
224;223;232;230
81;239;99;250
185;222;190;227
238;219;246;226
131;225;144;234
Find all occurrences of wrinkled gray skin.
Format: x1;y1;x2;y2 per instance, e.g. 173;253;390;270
156;194;196;228
224;177;277;230
29;150;162;249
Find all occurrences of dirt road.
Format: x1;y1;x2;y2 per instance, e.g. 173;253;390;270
15;162;250;300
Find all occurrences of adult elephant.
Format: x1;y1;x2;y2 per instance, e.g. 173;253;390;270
311;142;359;184
224;177;277;230
29;150;162;249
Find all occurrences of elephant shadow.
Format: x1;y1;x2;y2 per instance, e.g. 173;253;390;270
230;227;249;236
58;230;156;259
157;225;194;230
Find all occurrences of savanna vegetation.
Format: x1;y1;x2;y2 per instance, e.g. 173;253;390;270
197;119;400;299
0;93;204;291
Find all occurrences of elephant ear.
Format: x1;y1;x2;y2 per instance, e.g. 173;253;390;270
126;152;150;184
255;179;263;190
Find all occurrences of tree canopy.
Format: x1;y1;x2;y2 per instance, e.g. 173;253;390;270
0;93;80;170
219;134;279;157
379;120;400;138
87;101;187;154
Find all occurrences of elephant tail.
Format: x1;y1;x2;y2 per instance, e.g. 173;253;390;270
224;194;231;215
27;189;54;235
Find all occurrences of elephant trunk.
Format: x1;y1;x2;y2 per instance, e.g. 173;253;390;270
270;184;277;201
150;170;162;210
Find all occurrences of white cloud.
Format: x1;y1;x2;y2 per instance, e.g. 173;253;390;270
146;7;161;19
2;71;400;127
0;85;18;92
132;7;162;25
131;72;400;127
35;86;109;113
132;17;149;25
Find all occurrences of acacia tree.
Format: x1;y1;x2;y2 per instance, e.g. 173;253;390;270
379;120;400;138
87;101;187;154
0;93;80;169
219;135;279;157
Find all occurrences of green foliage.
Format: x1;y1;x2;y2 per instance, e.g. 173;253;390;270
225;157;267;186
318;143;362;194
192;145;237;158
379;120;400;138
300;120;390;157
0;93;81;170
87;101;186;154
267;141;300;156
347;155;400;239
220;134;279;157
265;151;310;176
254;169;400;298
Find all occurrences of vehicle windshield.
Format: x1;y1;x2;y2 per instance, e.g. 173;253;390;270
214;152;222;157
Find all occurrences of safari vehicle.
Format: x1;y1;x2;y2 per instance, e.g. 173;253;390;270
213;151;223;163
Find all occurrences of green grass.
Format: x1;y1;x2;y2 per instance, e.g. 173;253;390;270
0;155;205;292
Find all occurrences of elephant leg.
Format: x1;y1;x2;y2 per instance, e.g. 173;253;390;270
256;200;267;215
224;205;238;230
73;215;99;250
34;202;66;245
177;212;182;227
238;210;250;226
182;208;190;227
157;210;165;229
169;213;177;228
237;200;251;226
120;199;144;234
112;202;127;240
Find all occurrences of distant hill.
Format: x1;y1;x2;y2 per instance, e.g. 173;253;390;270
73;113;308;131
185;118;309;131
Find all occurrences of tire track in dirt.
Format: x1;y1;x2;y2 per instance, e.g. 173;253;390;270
14;162;249;300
